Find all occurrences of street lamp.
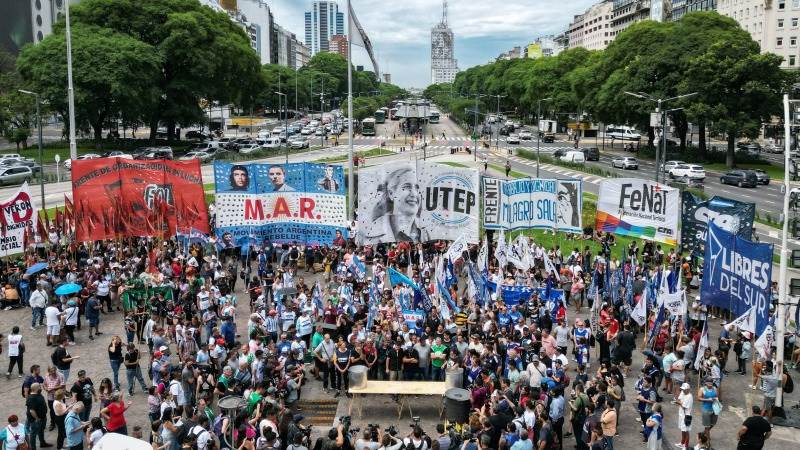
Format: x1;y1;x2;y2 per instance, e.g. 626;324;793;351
488;94;506;149
18;89;46;213
535;97;552;177
623;91;698;182
471;93;488;161
65;1;77;160
275;91;288;163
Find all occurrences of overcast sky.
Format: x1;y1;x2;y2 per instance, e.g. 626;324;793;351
267;0;597;88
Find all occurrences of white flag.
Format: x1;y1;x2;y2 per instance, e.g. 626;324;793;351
347;0;379;74
445;233;469;262
543;248;558;277
494;229;507;270
728;307;756;335
631;288;647;326
477;239;488;273
506;235;528;270
694;321;709;370
755;324;774;360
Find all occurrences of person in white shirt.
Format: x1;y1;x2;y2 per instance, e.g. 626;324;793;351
29;284;48;330
5;326;24;378
675;382;693;449
526;355;547;388
44;303;62;346
3;414;26;450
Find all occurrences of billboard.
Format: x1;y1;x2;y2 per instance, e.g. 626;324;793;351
0;182;36;257
596;178;679;245
357;162;479;245
483;177;582;233
213;161;348;246
701;221;772;335
71;158;209;242
680;192;755;254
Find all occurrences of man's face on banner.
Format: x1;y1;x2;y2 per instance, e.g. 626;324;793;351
269;166;286;186
232;169;248;188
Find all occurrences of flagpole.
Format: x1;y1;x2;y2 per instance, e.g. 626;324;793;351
65;0;77;160
347;0;355;221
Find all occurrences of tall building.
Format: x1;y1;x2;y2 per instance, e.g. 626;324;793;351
431;1;459;84
226;0;273;65
329;34;348;59
383;73;392;84
304;1;345;56
497;46;522;60
566;1;613;51
1;0;80;54
671;0;717;21
295;40;311;68
718;0;800;69
611;0;651;38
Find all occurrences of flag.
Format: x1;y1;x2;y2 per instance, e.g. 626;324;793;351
477;239;488;273
631;288;647;326
467;262;487;305
543;250;558;277
694;321;709;370
347;0;379;75
755;316;775;360
348;254;366;282
312;281;324;313
507;235;530;271
727;306;756;334
389;267;418;290
445;233;469;262
647;302;665;348
494;229;507;271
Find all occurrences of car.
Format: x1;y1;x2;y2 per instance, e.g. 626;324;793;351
178;151;212;162
611;156;638;170
0;166;32;185
560;151;585;164
0;158;41;175
504;120;514;128
0;153;22;162
506;134;520;144
301;127;314;136
669;164;706;180
184;130;210;141
737;141;761;155
518;131;532;140
260;137;282;150
542;133;555;143
720;170;758;187
553;149;567;158
188;143;216;154
64;153;102;170
103;151;133;159
582;147;600;161
237;144;262;155
314;128;325;136
752;169;770;185
289;137;310;149
272;127;286;137
134;147;173;160
662;160;687;173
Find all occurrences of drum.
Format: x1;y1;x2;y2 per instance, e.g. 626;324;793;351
444;388;471;424
218;395;247;415
348;365;369;390
445;368;463;389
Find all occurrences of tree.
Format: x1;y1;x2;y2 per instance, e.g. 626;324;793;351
18;25;162;148
0;48;34;149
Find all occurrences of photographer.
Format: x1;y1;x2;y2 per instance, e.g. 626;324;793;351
377;432;403;450
313;423;345;450
355;428;380;450
403;426;429;450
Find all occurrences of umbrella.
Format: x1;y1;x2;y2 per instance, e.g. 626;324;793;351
25;262;49;276
55;283;82;296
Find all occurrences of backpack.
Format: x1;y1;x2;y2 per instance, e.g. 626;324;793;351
212;415;227;438
784;372;794;394
51;349;60;367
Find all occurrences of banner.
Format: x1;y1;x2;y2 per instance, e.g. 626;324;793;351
701;221;772;335
72;158;209;241
214;162;348;246
660;290;687;316
402;309;426;329
0;183;36;257
596;178;679;245
680;192;755;254
483;177;582;233
357;161;479;245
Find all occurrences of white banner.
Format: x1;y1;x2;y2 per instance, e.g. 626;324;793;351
0;182;37;257
596;178;679;245
357;162;479;245
660;290;687;316
483;177;582;233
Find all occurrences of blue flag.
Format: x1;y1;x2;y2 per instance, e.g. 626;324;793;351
647;302;665;348
389;267;419;290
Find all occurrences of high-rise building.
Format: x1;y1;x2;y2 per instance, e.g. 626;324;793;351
611;0;651;38
304;1;345;56
497;46;522;60
295;40;311;68
1;0;80;54
567;1;613;51
329;34;348;59
383;73;392;84
229;0;273;65
671;0;717;21
718;0;800;69
431;1;459;84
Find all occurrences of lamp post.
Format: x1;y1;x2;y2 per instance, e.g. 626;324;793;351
275;92;288;163
18;89;45;212
535;97;552;177
488;94;506;149
65;0;77;160
471;93;487;161
623;91;698;182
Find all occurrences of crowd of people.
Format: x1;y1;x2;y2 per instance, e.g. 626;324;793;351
0;226;792;450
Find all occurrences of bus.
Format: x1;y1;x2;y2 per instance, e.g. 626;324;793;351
362;118;376;136
429;110;440;124
389;108;399;120
374;110;386;123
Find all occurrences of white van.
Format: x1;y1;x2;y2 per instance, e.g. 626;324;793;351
560;151;586;164
606;125;641;141
261;137;282;149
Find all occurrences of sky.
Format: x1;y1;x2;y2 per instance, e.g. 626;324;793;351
267;0;597;88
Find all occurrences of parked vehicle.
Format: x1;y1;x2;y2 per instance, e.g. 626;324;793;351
752;169;771;185
260;137;282;150
720;170;758;187
178;151;212;162
669;164;706;180
238;144;261;155
103;151;133;159
518;131;532;140
542;133;555;143
0;166;32;185
289;137;310;149
134;147;173;160
611;156;638;170
606;125;641;141
65;153;102;169
553;149;567;158
582;147;600;161
560;151;585;164
663;160;687;173
506;134;520;144
185;130;210;141
0;153;22;161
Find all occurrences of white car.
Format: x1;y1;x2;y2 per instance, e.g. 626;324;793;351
669;164;706;180
272;127;286;137
301;127;314;136
518;131;532;140
64;153;102;170
105;151;134;159
663;160;687;173
178;151;212;162
238;144;262;155
611;157;638;170
560;151;585;164
506;134;520;144
314;128;325;136
289;137;309;149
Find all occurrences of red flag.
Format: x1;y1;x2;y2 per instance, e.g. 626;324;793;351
55;208;63;231
37;214;46;241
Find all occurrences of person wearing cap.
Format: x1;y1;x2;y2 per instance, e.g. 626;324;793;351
70;370;96;421
674;382;693;449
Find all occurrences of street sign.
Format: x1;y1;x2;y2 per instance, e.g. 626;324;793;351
54;154;60;163
471;134;479;141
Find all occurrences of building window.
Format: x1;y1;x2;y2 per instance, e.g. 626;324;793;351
779;19;785;28
792;36;798;46
794;18;799;27
791;55;797;65
780;1;786;10
778;37;784;46
794;0;800;8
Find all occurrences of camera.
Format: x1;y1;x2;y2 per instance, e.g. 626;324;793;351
340;416;351;428
367;424;380;442
384;425;398;436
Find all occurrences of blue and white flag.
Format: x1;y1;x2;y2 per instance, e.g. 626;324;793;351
647;302;665;348
312;281;324;312
389;267;418;290
477;239;489;273
348;254;367;282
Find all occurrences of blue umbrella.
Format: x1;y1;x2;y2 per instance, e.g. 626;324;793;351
55;283;82;296
25;262;49;276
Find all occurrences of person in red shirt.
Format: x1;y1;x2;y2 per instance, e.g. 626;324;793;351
100;391;131;435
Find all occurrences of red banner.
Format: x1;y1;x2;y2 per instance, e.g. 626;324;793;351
71;158;209;242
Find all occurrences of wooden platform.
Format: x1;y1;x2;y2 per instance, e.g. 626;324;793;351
348;381;448;418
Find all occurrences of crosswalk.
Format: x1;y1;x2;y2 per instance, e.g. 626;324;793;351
494;152;607;185
363;135;470;141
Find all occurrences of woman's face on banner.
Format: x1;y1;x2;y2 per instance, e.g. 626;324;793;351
387;170;420;217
